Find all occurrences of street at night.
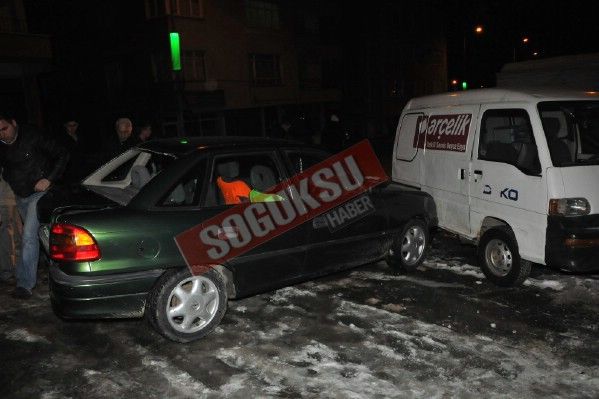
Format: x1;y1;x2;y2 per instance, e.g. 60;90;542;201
2;233;598;398
3;1;599;397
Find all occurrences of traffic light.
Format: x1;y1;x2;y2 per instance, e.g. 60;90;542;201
169;32;181;71
461;81;468;91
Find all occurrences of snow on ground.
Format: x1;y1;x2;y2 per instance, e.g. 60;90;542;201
422;257;486;279
1;234;598;398
4;328;50;344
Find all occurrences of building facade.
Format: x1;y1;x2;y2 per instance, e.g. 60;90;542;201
22;0;447;145
0;0;52;126
143;0;343;139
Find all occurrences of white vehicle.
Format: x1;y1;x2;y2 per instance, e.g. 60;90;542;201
392;88;599;285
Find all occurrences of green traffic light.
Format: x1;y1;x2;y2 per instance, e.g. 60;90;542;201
461;81;468;90
169;32;181;71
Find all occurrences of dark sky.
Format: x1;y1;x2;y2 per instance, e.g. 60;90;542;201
444;0;599;87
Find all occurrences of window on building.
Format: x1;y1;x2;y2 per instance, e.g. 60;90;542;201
246;0;280;29
151;52;172;82
303;15;319;35
166;0;203;17
0;1;25;32
299;59;322;89
183;50;206;82
104;61;124;100
321;57;340;89
146;0;166;18
249;54;281;86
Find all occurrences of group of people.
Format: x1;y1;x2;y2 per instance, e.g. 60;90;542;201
60;117;153;183
0;113;153;299
272;113;349;153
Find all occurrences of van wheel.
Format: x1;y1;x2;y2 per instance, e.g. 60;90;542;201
478;227;531;286
147;268;227;343
386;219;429;272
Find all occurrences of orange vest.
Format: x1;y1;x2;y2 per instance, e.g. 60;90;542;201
216;176;251;205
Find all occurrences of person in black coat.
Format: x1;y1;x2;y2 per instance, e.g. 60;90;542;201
0;112;69;299
102;117;137;162
59;118;89;185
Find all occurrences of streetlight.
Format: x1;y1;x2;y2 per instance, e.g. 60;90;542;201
513;36;530;62
462;25;483;90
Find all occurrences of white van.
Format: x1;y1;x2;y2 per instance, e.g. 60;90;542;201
392;88;599;286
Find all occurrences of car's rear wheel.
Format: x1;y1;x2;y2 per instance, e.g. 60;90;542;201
386;219;429;272
147;268;227;343
478;227;531;286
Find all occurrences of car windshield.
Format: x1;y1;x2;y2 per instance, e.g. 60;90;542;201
538;101;599;167
82;148;177;205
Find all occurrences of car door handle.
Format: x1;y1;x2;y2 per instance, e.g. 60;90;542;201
474;170;483;176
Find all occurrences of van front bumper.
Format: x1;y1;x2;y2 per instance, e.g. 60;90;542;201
546;215;599;272
49;264;164;319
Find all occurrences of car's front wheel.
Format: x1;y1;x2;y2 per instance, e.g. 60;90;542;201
147;268;227;343
386;219;429;272
478;227;531;286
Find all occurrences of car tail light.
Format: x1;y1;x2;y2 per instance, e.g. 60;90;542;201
50;223;101;261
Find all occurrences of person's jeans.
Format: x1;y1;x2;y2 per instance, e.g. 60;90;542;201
15;191;45;290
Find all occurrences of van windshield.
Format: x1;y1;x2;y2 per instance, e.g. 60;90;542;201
538;101;599;167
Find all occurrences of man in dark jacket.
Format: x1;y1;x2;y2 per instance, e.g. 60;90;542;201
103;117;137;162
0;113;69;299
60;118;87;185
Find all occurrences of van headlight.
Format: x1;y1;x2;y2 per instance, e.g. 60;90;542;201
549;198;591;216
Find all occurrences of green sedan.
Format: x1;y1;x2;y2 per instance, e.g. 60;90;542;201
39;137;436;342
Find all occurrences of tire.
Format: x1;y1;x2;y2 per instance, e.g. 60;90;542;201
146;267;227;343
478;227;531;287
386;219;429;272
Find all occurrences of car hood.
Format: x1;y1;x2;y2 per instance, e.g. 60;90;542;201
557;165;599;214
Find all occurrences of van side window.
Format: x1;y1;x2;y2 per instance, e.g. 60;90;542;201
395;114;422;161
478;109;541;175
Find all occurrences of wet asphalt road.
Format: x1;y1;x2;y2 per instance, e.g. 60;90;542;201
1;233;598;398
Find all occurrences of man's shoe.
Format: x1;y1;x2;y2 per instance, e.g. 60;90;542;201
12;287;32;299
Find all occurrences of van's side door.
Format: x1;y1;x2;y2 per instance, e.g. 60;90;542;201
420;107;479;236
469;104;548;263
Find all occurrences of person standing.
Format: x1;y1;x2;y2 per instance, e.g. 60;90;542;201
321;114;343;153
0;113;69;299
103;117;136;161
136;121;152;143
60;118;87;184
